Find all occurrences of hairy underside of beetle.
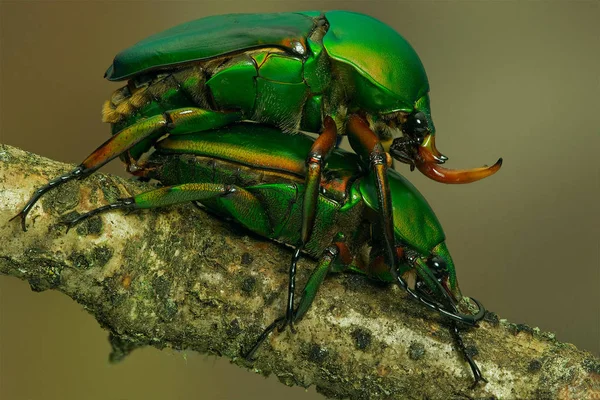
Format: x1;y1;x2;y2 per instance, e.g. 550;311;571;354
100;18;362;137
102;64;213;125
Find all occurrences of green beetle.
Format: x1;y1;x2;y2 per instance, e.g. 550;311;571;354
99;11;500;178
61;121;487;384
12;11;501;323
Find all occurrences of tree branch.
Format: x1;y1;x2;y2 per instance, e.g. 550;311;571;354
0;143;598;399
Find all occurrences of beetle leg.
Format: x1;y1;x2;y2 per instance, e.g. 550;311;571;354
346;114;398;281
345;115;480;324
450;322;487;387
10;166;86;231
301;116;337;245
366;247;486;384
80;108;241;170
293;241;352;322
245;241;350;361
366;243;486;326
276;117;338;334
61;182;271;237
283;247;302;334
11;109;241;231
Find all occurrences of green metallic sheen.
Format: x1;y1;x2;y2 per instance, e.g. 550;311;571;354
300;95;323;132
259;54;304;83
359;168;445;255
151;124;452;284
253;78;308;129
104;11;433;138
156;123;359;180
318;10;429;113
100;10;440;179
105;13;316;80
219;185;272;236
206;56;257;116
303;38;330;93
168;108;241;135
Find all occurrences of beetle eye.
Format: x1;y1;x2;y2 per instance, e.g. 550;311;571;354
427;256;447;278
403;111;429;140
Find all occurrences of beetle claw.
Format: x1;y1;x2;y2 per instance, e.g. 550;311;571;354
9;212;28;232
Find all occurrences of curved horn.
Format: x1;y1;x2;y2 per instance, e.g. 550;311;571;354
421;134;447;163
416;136;502;184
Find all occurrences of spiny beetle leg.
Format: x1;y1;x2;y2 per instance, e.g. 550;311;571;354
450;322;487;387
346;115;487;329
245;242;347;361
14;114;170;231
81;108;240;173
283;247;303;334
12;108;240;231
279;119;338;336
244;316;285;361
292;242;347;322
301;116;337;244
346;115;398;281
10;165;86;231
60;182;253;231
61;198;135;232
406;278;485;326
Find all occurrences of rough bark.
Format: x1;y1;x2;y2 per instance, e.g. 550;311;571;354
0;143;598;399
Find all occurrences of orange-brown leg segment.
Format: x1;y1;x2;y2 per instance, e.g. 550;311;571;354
301;116;338;244
11;108;241;231
280;117;338;332
346;114;397;276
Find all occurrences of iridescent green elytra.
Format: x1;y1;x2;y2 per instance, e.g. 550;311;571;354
100;10;501;184
104;11;430;134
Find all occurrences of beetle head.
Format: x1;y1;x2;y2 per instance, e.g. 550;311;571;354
367;241;462;308
382;94;503;184
360;168;458;300
406;242;462;305
321;11;501;183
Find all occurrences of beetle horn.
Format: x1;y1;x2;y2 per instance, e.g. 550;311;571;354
421;134;447;163
416;134;502;184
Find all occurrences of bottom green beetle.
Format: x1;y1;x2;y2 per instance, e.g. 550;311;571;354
26;121;487;384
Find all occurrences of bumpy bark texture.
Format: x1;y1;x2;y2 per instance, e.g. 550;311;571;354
0;143;598;399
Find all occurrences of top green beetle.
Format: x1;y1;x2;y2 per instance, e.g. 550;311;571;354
13;11;501;285
103;10;501;182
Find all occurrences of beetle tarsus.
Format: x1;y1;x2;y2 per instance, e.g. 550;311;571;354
60;197;136;232
283;247;303;328
410;283;486;326
244;316;285;361
10;165;86;231
450;322;487;387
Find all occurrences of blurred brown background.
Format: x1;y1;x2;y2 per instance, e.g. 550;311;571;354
1;1;598;399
